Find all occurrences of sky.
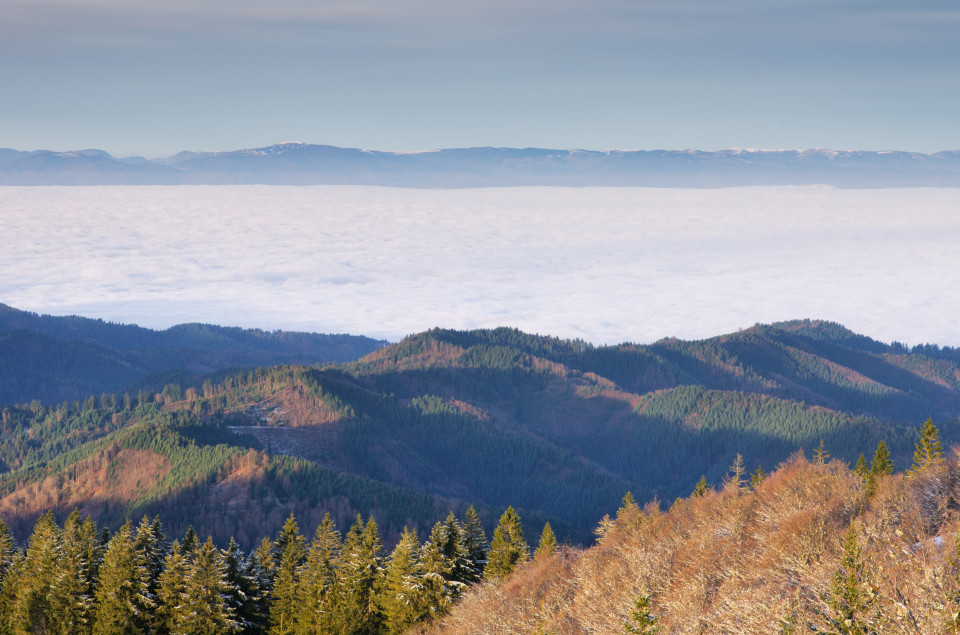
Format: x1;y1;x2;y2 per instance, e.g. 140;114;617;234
2;0;959;157
3;185;959;347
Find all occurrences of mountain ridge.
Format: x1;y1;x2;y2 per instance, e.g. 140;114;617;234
3;143;960;187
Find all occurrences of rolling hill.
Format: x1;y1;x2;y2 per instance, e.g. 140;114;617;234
2;317;959;549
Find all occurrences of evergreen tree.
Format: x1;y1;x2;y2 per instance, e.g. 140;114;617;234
691;476;710;498
533;523;557;561
750;464;767;490
379;528;425;633
11;511;61;634
335;515;385;635
437;512;472;586
295;514;341;635
93;520;155;635
268;514;307;634
460;507;486;584
178;538;239;634
180;526;199;559
870;441;894;477
622;593;662;634
156;541;190;634
912;419;944;473
248;536;276;623
0;519;18;586
134;516;168;594
484;507;529;580
51;510;97;633
854;454;869;480
419;521;463;618
222;537;262;634
823;523;879;635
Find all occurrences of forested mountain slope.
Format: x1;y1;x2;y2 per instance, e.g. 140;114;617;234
1;319;958;549
0;303;386;405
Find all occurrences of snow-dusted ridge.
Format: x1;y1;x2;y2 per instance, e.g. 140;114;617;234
1;143;959;187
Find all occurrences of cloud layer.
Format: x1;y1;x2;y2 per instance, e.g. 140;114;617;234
2;185;958;346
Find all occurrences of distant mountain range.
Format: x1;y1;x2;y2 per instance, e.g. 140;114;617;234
2;143;960;187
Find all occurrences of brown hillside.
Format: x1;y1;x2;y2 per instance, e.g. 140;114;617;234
426;451;960;634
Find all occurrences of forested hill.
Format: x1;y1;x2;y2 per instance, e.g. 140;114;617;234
0;303;386;405
3;319;958;551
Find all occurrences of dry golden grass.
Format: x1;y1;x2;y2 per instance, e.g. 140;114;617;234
424;450;960;634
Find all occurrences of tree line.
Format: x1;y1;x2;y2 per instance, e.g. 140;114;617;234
0;502;556;634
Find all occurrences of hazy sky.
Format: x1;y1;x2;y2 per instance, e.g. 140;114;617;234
2;0;959;156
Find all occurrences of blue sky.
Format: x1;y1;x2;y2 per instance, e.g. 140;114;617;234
2;0;959;157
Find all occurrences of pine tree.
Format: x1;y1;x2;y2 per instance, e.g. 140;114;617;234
622;593;662;634
248;536;276;625
11;511;61;634
93;519;155;635
379;528;425;633
157;541;190;634
335;515;385;635
870;441;894;477
51;510;97;633
460;507;486;584
750;464;767;490
178;538;239;634
534;523;557;561
0;518;17;583
134;515;168;594
854;454;869;480
222;537;262;634
295;514;341;635
692;475;710;498
911;418;944;473
268;514;307;634
484;507;529;580
823;522;879;635
437;512;472;586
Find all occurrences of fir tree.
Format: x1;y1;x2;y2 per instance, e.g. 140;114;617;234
484;507;529;580
222;537;262;634
51;510;97;633
134;516;168;594
460;506;487;584
268;514;307;634
11;511;60;634
912;418;944;473
93;520;155;635
854;454;869;480
534;523;557;561
691;475;710;498
178;538;239;634
823;523;879;635
156;541;190;634
335;515;385;635
750;464;767;490
379;528;425;633
295;514;341;635
622;593;662;634
870;441;894;477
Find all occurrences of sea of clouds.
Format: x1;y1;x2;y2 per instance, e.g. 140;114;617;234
2;185;958;346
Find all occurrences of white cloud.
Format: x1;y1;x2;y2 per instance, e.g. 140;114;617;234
1;185;959;347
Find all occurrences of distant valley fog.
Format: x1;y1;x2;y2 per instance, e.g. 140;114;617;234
1;185;958;346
